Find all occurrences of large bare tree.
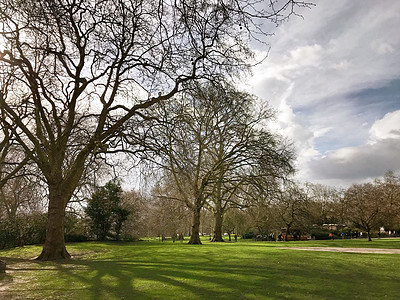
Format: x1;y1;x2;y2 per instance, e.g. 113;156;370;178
0;0;312;259
145;83;294;243
204;86;294;242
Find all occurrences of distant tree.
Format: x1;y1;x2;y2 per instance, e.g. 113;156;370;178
223;209;247;239
275;182;310;240
113;207;130;241
245;200;281;239
204;86;294;242
0;176;43;220
305;183;344;226
120;190;150;240
376;171;400;232
85;180;130;241
345;183;384;241
149;179;192;241
144;85;224;244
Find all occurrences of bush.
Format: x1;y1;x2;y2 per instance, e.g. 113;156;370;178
310;229;331;240
119;234;139;242
0;213;47;250
0;211;92;249
85;180;130;241
242;232;255;239
64;213;90;242
65;234;88;243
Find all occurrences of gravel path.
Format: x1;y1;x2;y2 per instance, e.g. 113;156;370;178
278;247;400;254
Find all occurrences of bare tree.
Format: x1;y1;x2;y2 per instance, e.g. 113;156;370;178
146;83;293;243
0;0;312;259
305;183;344;226
345;183;384;241
143;84;234;244
0;175;44;220
275;182;310;240
203;86;294;242
374;171;400;233
149;181;192;240
223;208;247;240
120;190;151;240
145;97;215;244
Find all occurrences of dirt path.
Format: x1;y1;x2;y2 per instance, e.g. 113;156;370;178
279;247;400;254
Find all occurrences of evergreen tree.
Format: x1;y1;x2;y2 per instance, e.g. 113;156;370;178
85;181;130;241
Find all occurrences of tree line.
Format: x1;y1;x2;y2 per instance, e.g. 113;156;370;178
1;156;399;249
144;170;400;242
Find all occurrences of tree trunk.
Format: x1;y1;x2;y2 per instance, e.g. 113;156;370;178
188;205;202;244
212;202;224;242
36;185;70;261
367;230;372;242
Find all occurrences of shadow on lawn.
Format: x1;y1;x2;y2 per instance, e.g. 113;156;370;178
1;247;400;299
55;255;400;299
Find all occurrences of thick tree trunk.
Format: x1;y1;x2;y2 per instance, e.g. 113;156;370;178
36;186;70;261
188;205;202;244
212;202;224;242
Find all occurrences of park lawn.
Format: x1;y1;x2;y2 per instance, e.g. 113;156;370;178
0;239;399;299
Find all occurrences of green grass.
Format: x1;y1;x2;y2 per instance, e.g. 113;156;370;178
1;238;400;299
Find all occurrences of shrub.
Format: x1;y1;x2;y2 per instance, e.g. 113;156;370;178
65;234;88;242
310;229;331;240
242;232;255;239
0;213;47;249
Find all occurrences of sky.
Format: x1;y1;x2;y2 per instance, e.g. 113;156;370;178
246;0;400;187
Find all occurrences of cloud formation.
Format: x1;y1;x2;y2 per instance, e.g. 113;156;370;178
247;0;400;186
308;110;400;184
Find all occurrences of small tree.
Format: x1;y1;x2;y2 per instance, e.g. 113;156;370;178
85;180;130;241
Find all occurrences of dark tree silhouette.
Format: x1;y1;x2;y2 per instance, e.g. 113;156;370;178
85;180;130;241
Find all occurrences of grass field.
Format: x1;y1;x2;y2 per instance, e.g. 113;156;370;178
1;238;400;299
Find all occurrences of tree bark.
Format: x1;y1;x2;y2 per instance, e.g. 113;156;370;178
36;185;71;260
188;205;202;244
367;229;372;242
212;202;225;242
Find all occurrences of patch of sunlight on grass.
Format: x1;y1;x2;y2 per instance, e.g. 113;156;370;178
101;274;120;287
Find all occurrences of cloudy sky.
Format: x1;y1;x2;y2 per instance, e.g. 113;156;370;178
246;0;400;187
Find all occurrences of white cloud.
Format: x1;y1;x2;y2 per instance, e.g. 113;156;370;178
246;0;400;186
369;110;400;141
308;138;400;184
289;44;322;68
307;111;400;185
372;41;395;55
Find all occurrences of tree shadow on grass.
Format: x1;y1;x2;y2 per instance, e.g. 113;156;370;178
60;254;400;299
1;247;400;299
